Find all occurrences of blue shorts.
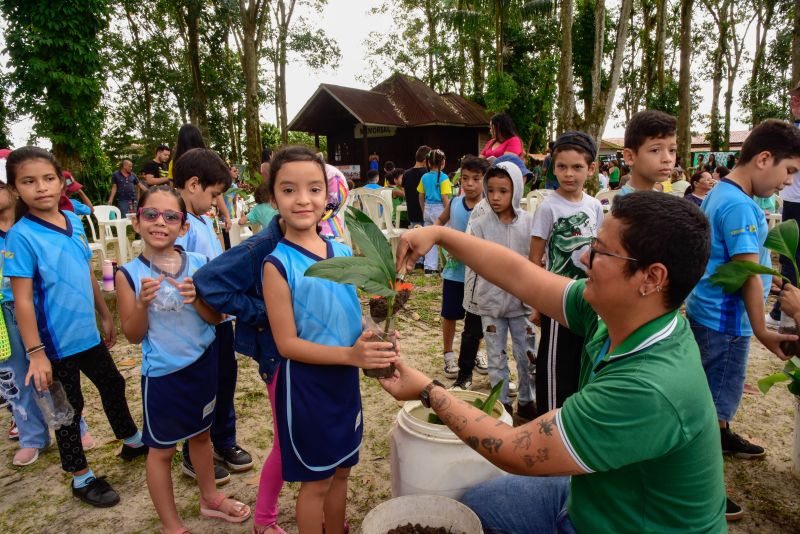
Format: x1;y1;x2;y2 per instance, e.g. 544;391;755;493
441;279;465;320
142;344;219;449
689;318;750;422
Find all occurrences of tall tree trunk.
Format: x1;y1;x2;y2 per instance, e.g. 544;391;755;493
585;0;634;141
589;0;606;117
470;40;484;97
238;0;265;179
423;0;438;85
749;1;773;126
124;10;152;136
180;1;210;140
495;0;503;73
677;0;694;169
655;0;667;91
722;3;753;150
226;101;240;162
556;0;576;134
793;0;800;86
642;0;656;100
709;32;725;151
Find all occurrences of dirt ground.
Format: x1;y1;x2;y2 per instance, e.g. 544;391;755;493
1;273;799;533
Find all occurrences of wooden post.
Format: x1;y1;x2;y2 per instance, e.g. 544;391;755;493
314;133;320;150
361;124;369;181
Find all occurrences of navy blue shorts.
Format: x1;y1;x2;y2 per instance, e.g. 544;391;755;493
142;344;218;449
441;279;466;320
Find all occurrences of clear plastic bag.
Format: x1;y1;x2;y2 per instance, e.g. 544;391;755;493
150;253;185;312
362;316;397;379
35;381;75;429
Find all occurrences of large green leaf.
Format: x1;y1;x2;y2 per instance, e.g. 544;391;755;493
345;207;396;282
709;260;783;294
764;220;799;266
757;372;792;394
305;257;396;297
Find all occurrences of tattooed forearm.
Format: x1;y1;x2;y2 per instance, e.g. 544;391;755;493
481;437;503;453
538;417;554;437
522;448;549;469
475;414;488;423
443;413;468;432
513;430;532;451
430;390;452;411
466;436;480;450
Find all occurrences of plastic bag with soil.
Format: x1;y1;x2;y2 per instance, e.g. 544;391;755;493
363;315;397;379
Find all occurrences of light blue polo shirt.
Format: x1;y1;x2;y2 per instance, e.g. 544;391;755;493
0;229;13;302
686;179;770;336
119;251;216;377
176;212;223;260
442;197;473;283
5;211;101;359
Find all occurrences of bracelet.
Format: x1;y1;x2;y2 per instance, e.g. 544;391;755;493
25;344;45;356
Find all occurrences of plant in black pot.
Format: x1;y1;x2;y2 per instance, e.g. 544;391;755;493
305;207;411;378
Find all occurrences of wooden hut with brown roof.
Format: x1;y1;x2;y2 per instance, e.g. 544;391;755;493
288;73;491;180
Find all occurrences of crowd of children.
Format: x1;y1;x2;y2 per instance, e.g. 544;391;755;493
1;107;800;532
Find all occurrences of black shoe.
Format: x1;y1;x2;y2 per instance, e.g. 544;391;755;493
213;444;254;472
517;401;536;421
71;476;120;508
725;497;744;521
503;402;514;416
424;269;437;276
721;426;765;459
451;377;472;391
181;452;231;485
118;443;148;461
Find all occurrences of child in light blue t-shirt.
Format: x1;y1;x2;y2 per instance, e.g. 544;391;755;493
416;149;452;273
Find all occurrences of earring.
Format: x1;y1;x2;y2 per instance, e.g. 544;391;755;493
640;289;647;297
656;285;662;293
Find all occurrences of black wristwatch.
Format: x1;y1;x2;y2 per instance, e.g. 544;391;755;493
420;380;445;408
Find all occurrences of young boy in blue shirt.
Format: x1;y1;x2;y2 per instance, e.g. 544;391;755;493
173;148;253;481
616;110;677;196
686;119;800;516
434;155;489;384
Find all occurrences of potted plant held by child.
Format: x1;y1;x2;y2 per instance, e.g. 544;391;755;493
305;207;411;378
711;218;800;476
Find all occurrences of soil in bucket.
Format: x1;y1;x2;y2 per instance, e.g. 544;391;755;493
387;524;465;534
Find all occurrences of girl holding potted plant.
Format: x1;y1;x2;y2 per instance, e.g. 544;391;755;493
261;146;398;534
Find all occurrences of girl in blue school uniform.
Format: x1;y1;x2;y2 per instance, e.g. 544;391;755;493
115;185;250;533
262;146;398;534
4;147;146;507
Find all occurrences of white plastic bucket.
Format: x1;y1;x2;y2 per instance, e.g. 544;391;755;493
390;390;512;499
361;494;483;534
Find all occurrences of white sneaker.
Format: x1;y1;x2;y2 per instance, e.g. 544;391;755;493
443;352;459;378
13;447;39;466
765;313;780;331
475;351;488;375
508;381;518;397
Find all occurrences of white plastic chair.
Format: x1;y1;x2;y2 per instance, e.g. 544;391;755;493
81;214;107;267
352;191;407;258
93;205;122;222
595;189;619;212
524;190;540;214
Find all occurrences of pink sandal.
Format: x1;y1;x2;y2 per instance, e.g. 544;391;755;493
200;493;251;523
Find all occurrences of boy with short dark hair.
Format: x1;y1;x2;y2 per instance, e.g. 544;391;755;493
469;162;535;417
434;155;489;385
364;169;382;190
686;118;800;516
529;131;604;415
173;148;253;482
617;109;677;195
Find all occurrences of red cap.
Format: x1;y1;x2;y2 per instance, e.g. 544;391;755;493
63;171;83;193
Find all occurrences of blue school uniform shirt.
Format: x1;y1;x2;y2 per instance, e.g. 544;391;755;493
419;171;451;204
442;196;473;283
119;251;216;377
70;199;92;216
176;213;223;260
4;211;101;359
265;238;362;347
0;229;13;302
686;179;771;336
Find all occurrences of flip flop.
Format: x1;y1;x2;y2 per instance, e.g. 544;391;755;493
200;493;251;523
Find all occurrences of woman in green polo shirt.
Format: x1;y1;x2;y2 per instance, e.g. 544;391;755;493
381;192;732;532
